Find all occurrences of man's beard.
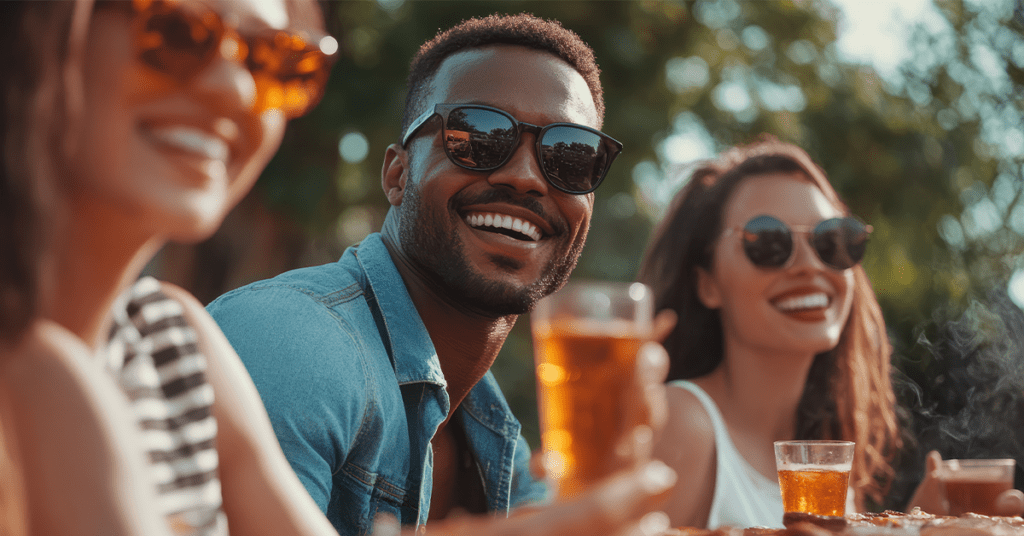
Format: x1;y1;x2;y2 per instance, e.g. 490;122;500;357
397;175;585;317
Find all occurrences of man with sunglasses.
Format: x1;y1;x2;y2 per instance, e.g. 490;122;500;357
209;12;674;536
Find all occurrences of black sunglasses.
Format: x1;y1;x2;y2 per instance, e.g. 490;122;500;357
725;215;871;271
401;104;623;195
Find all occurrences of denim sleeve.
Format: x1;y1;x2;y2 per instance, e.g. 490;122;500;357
509;433;551;508
207;285;368;512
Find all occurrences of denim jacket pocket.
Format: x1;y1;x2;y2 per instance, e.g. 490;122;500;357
339;463;417;535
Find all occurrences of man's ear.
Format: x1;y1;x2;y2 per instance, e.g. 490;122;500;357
381;143;409;207
695;266;722;309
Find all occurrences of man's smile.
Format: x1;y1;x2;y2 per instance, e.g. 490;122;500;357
464;211;542;241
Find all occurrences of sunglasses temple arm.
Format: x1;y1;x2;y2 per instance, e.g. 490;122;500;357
402;108;438;147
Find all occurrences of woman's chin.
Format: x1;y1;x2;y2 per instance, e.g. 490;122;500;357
165;212;228;245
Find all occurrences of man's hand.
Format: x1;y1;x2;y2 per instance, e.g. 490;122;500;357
616;310;676;467
908;451;1024;517
379;310;679;536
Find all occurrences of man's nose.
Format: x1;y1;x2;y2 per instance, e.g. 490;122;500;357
486;134;549;196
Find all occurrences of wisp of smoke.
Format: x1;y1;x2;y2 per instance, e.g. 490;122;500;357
887;289;1024;509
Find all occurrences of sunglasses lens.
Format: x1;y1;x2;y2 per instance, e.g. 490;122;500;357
443;108;517;169
134;1;335;119
812;218;868;270
248;33;334;117
539;126;611;193
137;3;222;79
742;215;793;268
432;106;618;194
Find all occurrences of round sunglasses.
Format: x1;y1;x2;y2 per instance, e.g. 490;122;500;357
724;215;871;271
126;0;338;118
402;103;623;195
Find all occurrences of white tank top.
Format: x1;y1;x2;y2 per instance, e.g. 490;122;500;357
669;380;785;529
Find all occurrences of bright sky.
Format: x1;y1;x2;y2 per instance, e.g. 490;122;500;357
831;0;1024;308
829;0;943;80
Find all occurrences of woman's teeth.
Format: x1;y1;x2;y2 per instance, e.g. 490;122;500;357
774;292;829;311
466;212;542;241
148;126;229;162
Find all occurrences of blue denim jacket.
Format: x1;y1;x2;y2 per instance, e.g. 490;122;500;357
207;233;547;535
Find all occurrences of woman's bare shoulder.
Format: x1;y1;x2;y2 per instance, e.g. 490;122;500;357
657;382;717;465
656;382;719;527
0;321;171;535
0;320;97;395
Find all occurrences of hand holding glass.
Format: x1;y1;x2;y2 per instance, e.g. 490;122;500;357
531;281;653;500
775;440;855;517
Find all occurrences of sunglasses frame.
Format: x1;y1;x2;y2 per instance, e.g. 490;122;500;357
723;214;872;271
128;0;338;118
402;103;623;195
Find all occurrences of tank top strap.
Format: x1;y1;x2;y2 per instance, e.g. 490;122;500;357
668;380;732;445
667;379;785;529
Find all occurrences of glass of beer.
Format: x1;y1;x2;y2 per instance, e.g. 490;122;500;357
775;440;855;517
938;458;1015;516
530;280;653;500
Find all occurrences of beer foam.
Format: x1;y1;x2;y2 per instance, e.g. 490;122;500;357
536;317;650;338
779;463;853;472
941;467;1011;482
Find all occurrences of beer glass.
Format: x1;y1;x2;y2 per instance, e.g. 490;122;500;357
775;440;855;517
531;281;653;499
938;458;1015;516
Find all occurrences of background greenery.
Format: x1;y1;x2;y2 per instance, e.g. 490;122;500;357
152;0;1024;509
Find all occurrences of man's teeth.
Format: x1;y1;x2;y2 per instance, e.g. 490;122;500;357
148;126;229;161
466;212;542;241
774;292;829;311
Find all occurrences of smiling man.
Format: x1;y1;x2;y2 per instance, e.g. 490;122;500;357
207;14;668;536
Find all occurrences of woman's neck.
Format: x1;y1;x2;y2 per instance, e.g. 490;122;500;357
44;200;164;351
698;343;818;442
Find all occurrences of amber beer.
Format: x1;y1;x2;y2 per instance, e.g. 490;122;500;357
533;320;644;499
531;281;652;500
939;459;1015;516
778;468;851;517
775;440;855;517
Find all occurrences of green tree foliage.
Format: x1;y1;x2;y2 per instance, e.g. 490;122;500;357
155;0;1024;509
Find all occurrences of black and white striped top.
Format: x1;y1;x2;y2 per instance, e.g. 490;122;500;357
106;277;228;536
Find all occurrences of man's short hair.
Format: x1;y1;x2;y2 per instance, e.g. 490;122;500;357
401;13;605;138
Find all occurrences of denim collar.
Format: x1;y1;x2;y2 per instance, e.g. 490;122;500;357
353;234;521;437
354;234;447;389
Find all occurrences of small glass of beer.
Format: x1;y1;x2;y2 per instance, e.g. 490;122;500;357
938;458;1015;516
530;281;653;500
774;440;855;517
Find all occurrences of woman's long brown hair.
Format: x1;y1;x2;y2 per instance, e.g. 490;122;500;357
637;136;900;508
0;2;92;533
0;0;91;345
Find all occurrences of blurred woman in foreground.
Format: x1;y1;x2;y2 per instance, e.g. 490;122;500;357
0;2;674;535
639;138;900;529
0;0;347;533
